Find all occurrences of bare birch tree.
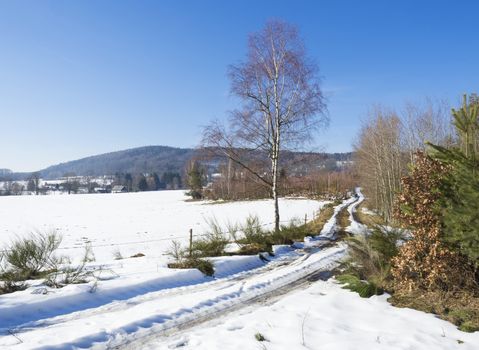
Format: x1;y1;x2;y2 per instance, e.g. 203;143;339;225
354;107;406;222
401;98;453;164
202;20;327;231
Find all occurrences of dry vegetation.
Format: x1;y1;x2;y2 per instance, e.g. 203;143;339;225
0;232;98;295
354;200;386;227
343;96;479;332
166;200;349;276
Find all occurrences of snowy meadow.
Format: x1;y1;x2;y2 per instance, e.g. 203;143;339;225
0;190;325;264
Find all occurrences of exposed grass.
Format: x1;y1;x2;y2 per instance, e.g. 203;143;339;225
336;206;352;239
167;258;215;276
336;274;384;298
306;202;335;234
129;253;145;258
389;291;479;333
270;219;310;245
191;219;229;258
165;238;216;276
0;271;28;295
232;215;272;253
354;200;386;227
337;226;407;294
254;332;267;342
167;201;349;278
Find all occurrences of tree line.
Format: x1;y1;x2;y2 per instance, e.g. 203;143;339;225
354;98;453;222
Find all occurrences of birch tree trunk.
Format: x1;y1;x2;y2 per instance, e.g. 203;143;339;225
202;20;327;229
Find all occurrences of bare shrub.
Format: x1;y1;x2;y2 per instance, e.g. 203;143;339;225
44;244;95;288
112;249;123;260
166;240;184;262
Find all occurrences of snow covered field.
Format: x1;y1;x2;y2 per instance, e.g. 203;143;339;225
0;190;325;263
0;191;477;349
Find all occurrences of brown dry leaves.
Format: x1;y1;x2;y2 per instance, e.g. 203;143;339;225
391;151;475;293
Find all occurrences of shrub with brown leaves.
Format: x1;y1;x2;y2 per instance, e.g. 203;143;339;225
392;151;476;293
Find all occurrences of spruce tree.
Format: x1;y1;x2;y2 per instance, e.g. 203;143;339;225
186;161;204;199
429;94;479;266
137;175;148;192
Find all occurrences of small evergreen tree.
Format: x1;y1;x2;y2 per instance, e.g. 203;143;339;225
186;160;205;199
429;94;479;266
161;172;182;189
137;175;148;192
151;172;161;191
27;179;35;192
125;173;133;192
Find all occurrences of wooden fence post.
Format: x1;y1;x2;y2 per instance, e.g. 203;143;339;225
189;228;193;258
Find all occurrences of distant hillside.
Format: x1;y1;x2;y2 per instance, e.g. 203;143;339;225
39;146;195;179
1;146;353;180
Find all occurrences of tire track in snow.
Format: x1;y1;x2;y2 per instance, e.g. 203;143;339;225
108;197;361;350
11;252;307;333
3;196;359;349
113;195;363;349
112;249;345;350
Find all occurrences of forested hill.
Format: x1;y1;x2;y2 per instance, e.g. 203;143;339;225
2;146;353;180
38;146;194;179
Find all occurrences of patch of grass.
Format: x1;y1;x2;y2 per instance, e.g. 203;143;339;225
336;206;351;239
232;215;272;253
354;200;386;227
458;321;479;333
449;309;479;333
254;332;267;341
166;238;215;276
336;274;384;298
0;271;28;294
191;219;229;258
229;215;314;253
339;226;407;292
389;291;479;333
226;243;271;256
270;218;310;245
306;203;335;234
168;258;215;276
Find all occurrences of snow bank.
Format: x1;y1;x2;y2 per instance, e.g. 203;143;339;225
156;279;479;350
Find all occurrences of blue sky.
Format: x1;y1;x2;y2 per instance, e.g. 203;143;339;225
0;0;478;172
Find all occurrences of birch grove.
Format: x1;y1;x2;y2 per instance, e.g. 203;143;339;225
354;100;453;223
